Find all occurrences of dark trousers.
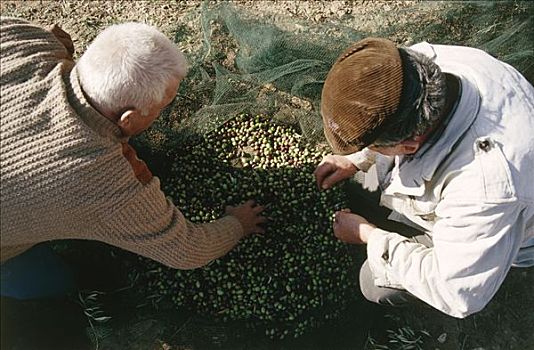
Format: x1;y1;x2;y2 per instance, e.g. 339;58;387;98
1;243;76;300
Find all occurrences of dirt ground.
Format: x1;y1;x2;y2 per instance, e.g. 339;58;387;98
1;1;533;349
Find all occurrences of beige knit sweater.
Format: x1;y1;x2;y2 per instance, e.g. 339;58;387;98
0;17;244;268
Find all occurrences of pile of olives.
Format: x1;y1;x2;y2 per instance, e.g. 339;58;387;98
136;114;360;339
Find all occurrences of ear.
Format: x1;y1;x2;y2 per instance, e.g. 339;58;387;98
117;109;140;136
399;139;421;155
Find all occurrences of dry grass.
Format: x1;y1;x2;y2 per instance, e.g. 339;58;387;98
1;1;203;58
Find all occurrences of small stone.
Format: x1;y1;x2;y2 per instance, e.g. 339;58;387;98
437;332;447;343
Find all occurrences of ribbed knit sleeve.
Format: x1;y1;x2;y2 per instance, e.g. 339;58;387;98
94;176;245;270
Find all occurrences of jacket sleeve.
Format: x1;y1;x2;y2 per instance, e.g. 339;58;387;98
94;176;245;270
343;147;377;172
367;199;526;318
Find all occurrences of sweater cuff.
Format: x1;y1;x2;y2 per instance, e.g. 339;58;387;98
366;228;408;289
343;147;377;172
219;215;245;241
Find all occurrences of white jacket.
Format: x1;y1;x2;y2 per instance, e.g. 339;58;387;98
345;42;534;318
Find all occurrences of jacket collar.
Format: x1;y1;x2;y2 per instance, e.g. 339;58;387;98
383;74;480;197
65;67;127;143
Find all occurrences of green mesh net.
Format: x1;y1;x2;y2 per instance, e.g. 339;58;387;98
146;1;533;152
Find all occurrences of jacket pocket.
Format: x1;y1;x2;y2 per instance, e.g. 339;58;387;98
473;137;514;200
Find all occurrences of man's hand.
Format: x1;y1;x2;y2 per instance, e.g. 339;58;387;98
333;209;376;244
48;24;75;58
225;200;266;236
314;154;358;190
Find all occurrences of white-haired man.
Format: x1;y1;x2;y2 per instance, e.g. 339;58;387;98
0;17;265;298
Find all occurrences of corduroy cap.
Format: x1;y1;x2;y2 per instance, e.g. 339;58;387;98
321;37;404;154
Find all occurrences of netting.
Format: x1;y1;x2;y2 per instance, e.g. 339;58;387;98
145;1;533;152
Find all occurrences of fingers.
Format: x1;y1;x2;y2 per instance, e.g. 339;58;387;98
333;212;352;243
332;220;343;240
323;170;342;189
252;209;267;234
333;210;344;224
227;200;255;210
314;162;333;190
252;225;266;234
321;169;345;190
226;200;265;218
243;214;267;235
252;204;264;214
333;209;352;225
256;216;268;224
239;199;265;212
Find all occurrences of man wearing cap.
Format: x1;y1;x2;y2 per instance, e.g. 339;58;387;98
314;37;534;318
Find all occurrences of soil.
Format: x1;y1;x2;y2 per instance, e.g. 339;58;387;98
1;1;533;350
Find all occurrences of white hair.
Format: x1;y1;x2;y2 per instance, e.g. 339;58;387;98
77;22;187;117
